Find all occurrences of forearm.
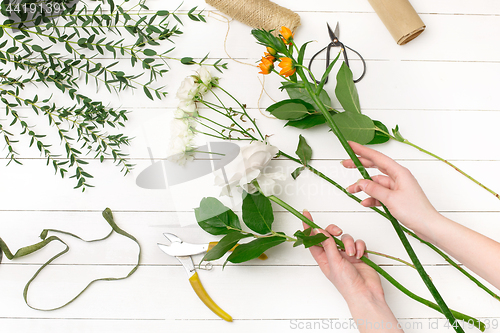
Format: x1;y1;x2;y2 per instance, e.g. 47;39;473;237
346;294;404;332
415;214;500;290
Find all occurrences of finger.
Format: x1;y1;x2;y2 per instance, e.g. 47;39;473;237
348;141;405;178
371;174;394;189
351;179;393;204
341;234;356;257
355;239;366;259
318;227;343;266
325;224;343;237
360;197;381;207
302;210;314;231
341;157;377;169
302;211;330;275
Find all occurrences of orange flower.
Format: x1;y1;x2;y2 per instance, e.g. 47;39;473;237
280;26;294;45
278;57;295;77
258;56;274;75
264;52;275;62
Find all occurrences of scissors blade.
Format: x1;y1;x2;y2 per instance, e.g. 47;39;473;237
158;242;209;257
327;22;340;41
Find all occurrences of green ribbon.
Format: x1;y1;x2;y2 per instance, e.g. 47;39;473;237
0;208;141;311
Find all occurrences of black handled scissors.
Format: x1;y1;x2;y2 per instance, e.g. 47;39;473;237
308;22;366;84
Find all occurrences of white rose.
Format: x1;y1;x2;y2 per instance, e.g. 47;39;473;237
177;99;197;116
168;119;196;165
176;76;199;101
214;141;283;196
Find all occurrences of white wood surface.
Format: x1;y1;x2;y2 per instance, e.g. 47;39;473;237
1;1;500;332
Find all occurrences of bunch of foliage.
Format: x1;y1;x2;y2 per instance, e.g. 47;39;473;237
0;0;227;190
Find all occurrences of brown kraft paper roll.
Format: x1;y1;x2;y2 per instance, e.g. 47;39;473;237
367;0;425;45
205;0;301;35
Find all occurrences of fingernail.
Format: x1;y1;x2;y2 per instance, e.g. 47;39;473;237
313;228;322;235
347;247;355;257
303;209;309;213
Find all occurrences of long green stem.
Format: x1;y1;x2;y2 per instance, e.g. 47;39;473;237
267;194;484;332
292;64;464;332
278;149;500;302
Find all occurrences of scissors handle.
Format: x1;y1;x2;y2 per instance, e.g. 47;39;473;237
189;272;233;322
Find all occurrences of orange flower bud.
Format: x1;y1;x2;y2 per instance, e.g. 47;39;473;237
278;57;296;77
266;46;277;56
258;56;274;75
264;52;276;62
280;26;294;45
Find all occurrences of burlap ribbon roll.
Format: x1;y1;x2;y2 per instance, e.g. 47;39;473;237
205;0;300;34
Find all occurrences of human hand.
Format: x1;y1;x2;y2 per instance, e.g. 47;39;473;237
341;141;440;240
302;210;385;303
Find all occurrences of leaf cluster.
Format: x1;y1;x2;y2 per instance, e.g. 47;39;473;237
195;193;326;265
0;0;227;190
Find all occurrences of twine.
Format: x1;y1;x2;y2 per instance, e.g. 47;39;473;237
205;0;301;35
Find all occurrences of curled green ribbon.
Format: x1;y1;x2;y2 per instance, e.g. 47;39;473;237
0;208;141;310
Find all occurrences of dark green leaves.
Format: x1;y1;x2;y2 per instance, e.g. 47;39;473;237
180;57;195;65
242;191;274;234
282;81;332;112
195;197;241;235
296;135;312;165
267;99;314;120
293;228;327;248
335;62;361;114
203;231;251;261
368;120;391;145
251;28;287;54
227;235;286;264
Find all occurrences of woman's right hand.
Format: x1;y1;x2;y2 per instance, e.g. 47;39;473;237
341;141;440;241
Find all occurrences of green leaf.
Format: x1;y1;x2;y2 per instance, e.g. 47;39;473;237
368;120;391;145
143;86;153;100
143;49;157;56
285;113;327;129
332;112;375;144
293;228;328;248
267;99;313;120
32;45;43;52
202;231;252;261
180;57;195;65
335;62;361;114
392;125;405;142
283;82;332;112
227;235;286;263
296;135;312;165
251;29;287;54
242;191;274;235
195;197;241;235
291;166;305;180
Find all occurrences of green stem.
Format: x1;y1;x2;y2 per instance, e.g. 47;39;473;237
293;65;464;333
267;194;484;331
278;149;500;302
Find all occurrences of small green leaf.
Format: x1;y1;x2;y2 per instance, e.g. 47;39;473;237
392;125;405;142
242;191;274;235
180;57;195;65
32;45;43;52
227;235;286;263
143;86;153;100
291;166;305;180
332;112;375;144
143;49;157;56
195;197;241;235
267;99;313;120
296;135;312;165
293;228;328;248
335;62;361;114
368;120;391;145
203;231;251;261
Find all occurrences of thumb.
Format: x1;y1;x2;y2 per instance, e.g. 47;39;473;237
356;179;392;204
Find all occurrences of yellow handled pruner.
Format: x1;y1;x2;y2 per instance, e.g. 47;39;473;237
158;233;233;322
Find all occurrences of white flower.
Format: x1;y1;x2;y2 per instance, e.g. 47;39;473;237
177;99;197;116
176;76;199;101
214;141;285;196
168;118;196;165
196;66;213;94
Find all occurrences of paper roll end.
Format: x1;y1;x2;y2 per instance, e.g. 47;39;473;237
397;26;425;45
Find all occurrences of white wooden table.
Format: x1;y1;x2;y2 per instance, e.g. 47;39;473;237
1;0;500;332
